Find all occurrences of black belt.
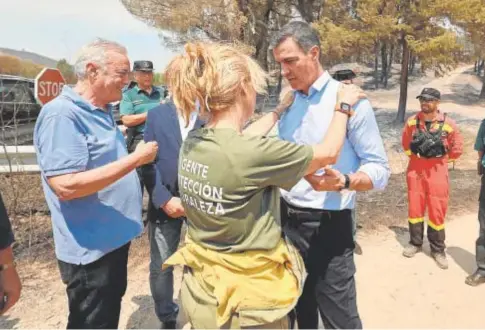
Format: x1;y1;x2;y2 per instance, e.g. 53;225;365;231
282;199;350;218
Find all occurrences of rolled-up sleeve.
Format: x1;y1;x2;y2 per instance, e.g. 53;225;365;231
347;99;390;191
35;114;89;177
0;192;14;250
120;93;134;116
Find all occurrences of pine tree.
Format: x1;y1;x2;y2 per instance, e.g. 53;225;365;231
456;0;485;98
394;0;467;122
120;0;291;70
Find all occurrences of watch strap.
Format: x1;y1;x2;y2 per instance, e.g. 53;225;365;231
344;174;350;189
335;102;354;117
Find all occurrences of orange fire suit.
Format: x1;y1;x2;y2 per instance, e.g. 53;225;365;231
401;111;463;253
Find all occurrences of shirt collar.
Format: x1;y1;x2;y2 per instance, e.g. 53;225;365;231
60;86;112;112
295;71;331;97
312;71;332;92
135;85;159;96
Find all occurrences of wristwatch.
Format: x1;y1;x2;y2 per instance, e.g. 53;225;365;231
343;174;350;189
339;174;351;191
335;102;354;117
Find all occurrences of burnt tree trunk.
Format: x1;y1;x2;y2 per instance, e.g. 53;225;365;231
409;54;416;75
396;34;410;123
374;41;380;89
385;43;394;88
277;65;283;96
237;0;249;41
480;75;485;100
478;59;485;76
253;0;275;71
381;42;388;83
297;0;315;22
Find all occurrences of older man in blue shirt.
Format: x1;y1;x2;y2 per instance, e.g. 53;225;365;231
272;22;390;329
34;39;158;329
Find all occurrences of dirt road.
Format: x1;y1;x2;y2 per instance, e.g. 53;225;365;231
369;64;485;122
2;212;483;329
356;213;485;328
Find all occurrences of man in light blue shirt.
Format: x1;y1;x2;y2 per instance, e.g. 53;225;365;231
272;21;390;329
34;39;158;329
333;68;363;255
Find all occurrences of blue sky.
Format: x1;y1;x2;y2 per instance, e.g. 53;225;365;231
0;0;177;72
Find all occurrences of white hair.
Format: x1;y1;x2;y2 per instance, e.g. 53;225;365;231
73;38;127;80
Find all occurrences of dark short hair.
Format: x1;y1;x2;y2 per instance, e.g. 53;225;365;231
271;21;321;53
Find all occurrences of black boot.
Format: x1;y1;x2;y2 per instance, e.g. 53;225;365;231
465;271;485;287
161;321;177;329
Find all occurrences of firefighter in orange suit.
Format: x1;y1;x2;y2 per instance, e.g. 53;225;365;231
401;88;463;269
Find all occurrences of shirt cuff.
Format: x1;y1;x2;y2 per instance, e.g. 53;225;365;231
358;163;390;191
153;185;173;209
43;165;86;177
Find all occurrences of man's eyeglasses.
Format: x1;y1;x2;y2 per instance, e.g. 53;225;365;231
114;70;131;78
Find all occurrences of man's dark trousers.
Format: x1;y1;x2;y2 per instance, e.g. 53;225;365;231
476;175;485;275
57;243;130;329
281;199;362;329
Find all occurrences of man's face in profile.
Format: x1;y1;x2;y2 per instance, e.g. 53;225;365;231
273;38;321;94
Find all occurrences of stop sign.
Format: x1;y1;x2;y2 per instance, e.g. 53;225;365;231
35;68;66;105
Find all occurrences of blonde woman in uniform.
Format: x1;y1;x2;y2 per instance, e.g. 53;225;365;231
163;42;364;329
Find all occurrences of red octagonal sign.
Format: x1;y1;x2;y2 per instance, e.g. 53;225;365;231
35;68;66;106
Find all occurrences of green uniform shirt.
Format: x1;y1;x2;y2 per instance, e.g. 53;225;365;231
119;84;161;133
475;119;485;167
178;128;313;253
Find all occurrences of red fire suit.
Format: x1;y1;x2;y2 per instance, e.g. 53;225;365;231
401;111;463;253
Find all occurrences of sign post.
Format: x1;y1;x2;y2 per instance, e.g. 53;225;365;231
34;68;66;106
